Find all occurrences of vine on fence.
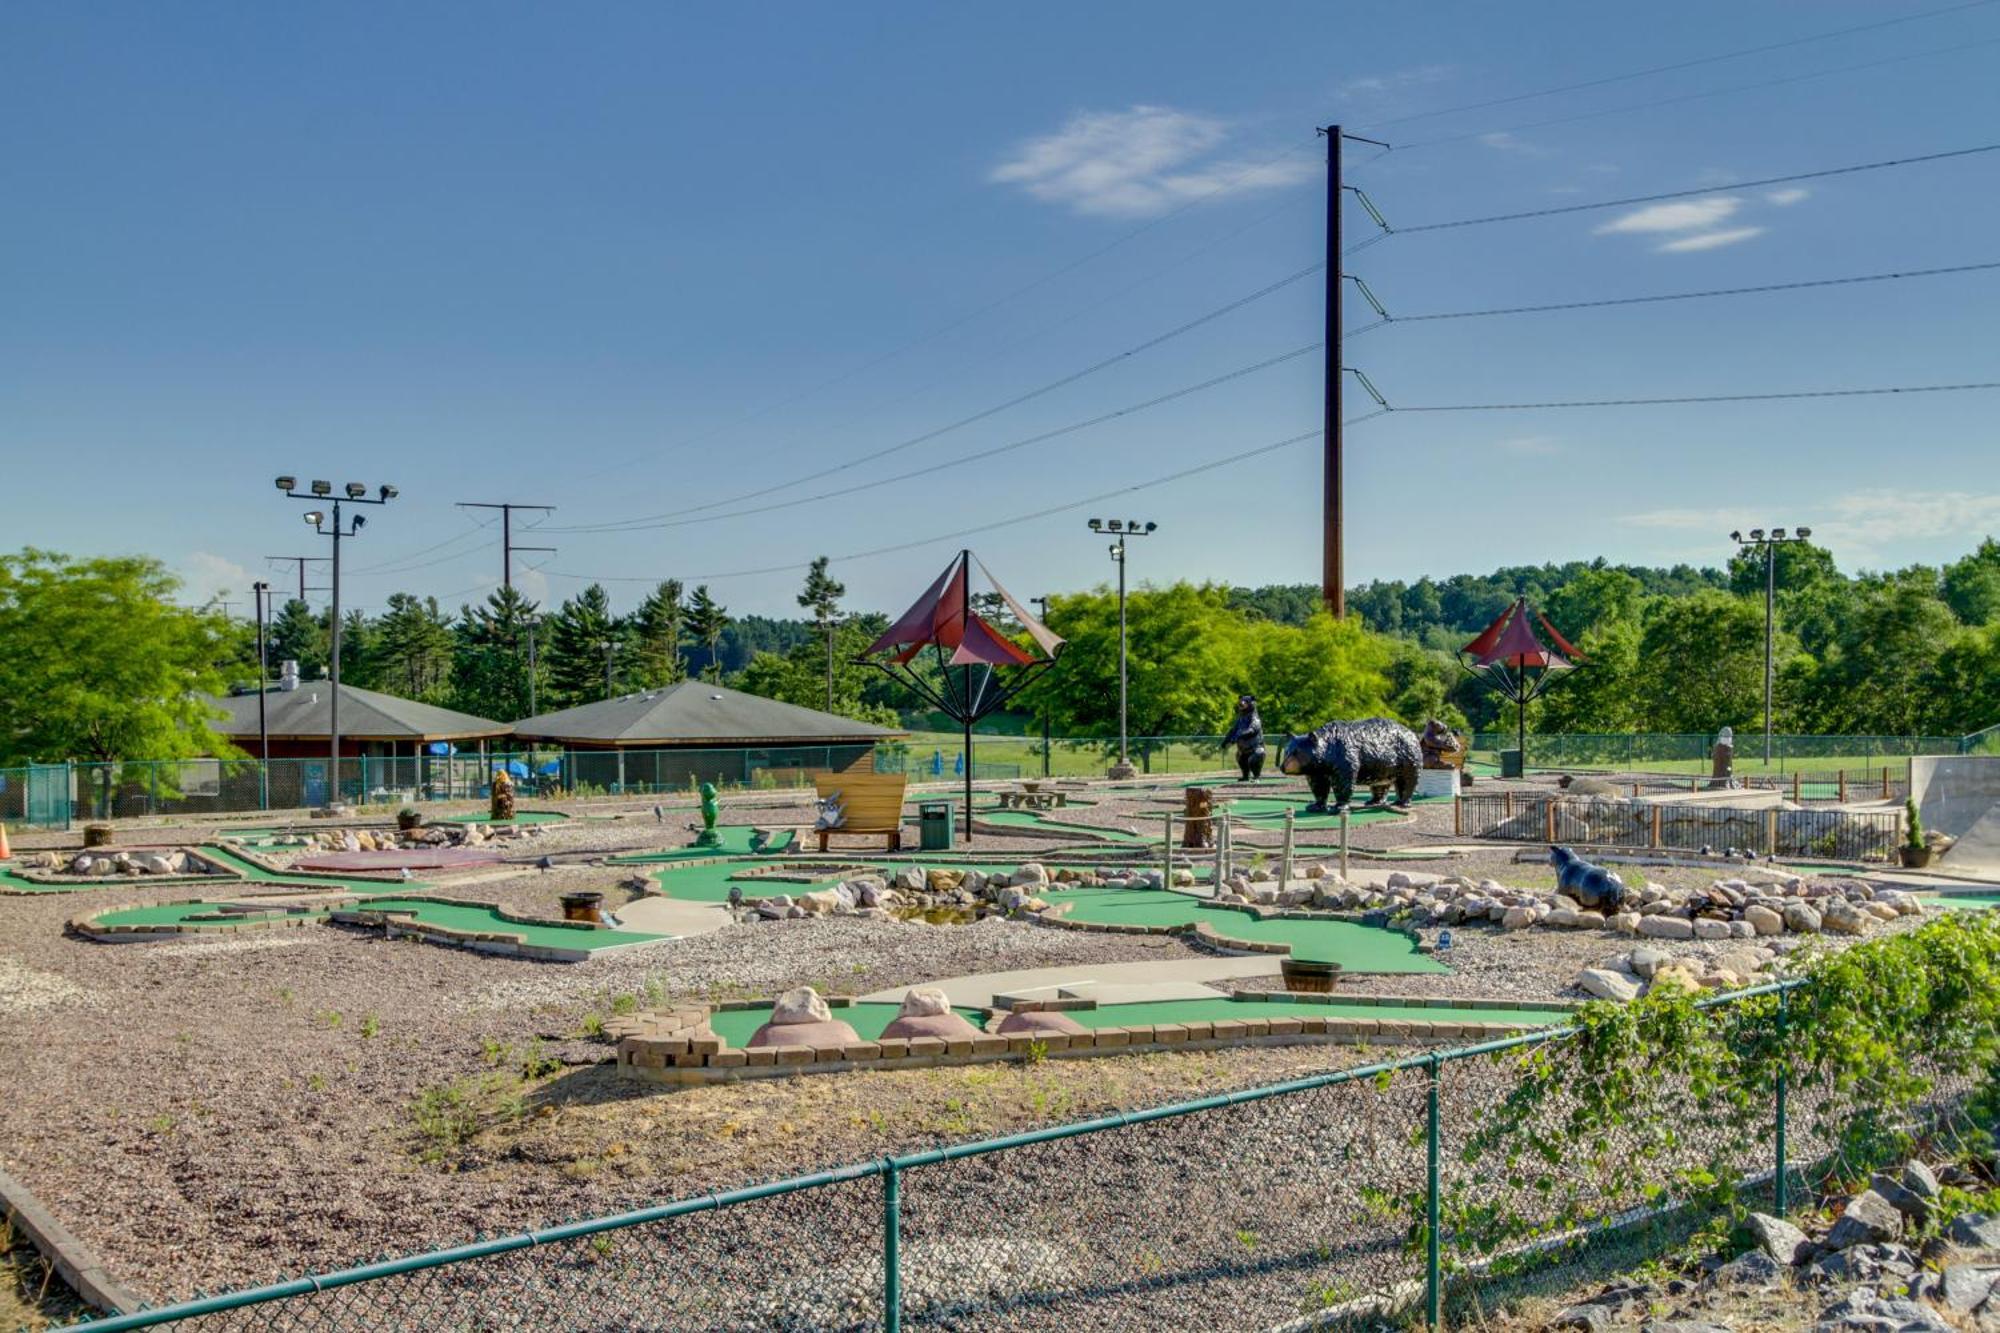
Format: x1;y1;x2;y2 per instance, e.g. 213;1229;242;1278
1418;913;2000;1281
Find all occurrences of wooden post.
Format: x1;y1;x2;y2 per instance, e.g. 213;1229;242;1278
1651;806;1662;849
1339;810;1350;880
1765;807;1779;855
1838;769;1848;802
1544;801;1557;843
1453;794;1462;838
1881;767;1890;800
1281;810;1296;888
1212;811;1228;890
1792;772;1801;802
1504;791;1515;819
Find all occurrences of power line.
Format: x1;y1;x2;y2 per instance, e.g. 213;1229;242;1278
544;257;1328;534
1397;142;2000;233
1372;379;2000;413
547;342;1322;534
1349;259;2000;329
1353;0;2000;132
348;513;497;576
549;419;1384;586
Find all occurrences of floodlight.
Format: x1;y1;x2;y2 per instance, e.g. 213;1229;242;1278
1127;519;1141;531
379;484;398;501
310;480;332;497
1731;530;1742;543
353;514;366;531
345;482;367;499
304;511;324;526
275;475;296;492
1087;518;1103;531
1796;526;1812;539
1749;528;1765;541
1143;521;1157;533
1772;528;1787;541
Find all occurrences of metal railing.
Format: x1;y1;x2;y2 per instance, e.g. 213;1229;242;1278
53;975;1992;1332
1459;791;1906;861
1470;731;1974;771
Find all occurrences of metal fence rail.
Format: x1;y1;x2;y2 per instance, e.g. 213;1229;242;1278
54;976;1994;1333
1458;792;1906;860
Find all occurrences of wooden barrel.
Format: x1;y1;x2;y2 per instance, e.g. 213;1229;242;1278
1280;958;1342;994
559;891;604;924
83;823;115;848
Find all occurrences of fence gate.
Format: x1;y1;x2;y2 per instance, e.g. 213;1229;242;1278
25;763;72;829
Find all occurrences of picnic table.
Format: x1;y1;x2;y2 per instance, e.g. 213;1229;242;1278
995;784;1069;811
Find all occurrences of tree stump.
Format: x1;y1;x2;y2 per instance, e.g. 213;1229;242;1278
83;823;114;848
1182;788;1213;849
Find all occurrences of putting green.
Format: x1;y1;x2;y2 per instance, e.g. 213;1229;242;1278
977;809;1152;843
610;828;798;862
642;859;844;902
90;894;663;949
706;1002;990;1047
1217;794;1445;827
1921;893;2000;911
1062;995;1563;1030
1039;886;1447;971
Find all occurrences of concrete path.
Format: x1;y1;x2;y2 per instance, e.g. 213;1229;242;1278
860;954;1280;1008
610;894;732;939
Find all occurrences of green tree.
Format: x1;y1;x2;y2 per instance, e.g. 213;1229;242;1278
732;619;898;726
373;593;455;700
542;584;620;706
0;550;239;809
1544;568;1643;638
268;597;327;678
630;580;686;687
333;608;381;691
686;585;730;683
1537;619;1644;733
797;556;847;712
1943;538;2000;627
1634;591;1776;734
1803;581;1962;735
450;586;542;721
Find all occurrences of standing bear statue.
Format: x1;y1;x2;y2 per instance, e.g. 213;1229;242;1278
1220;694;1267;782
1278;717;1422;814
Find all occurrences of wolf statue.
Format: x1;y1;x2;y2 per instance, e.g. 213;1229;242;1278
1220;694;1267;781
1277;717;1421;814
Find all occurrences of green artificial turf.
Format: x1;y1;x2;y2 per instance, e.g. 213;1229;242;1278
976;809;1153;843
1061;995;1563;1030
1217;794;1445;827
1038;886;1447;972
609;827;798;861
706;1002;989;1047
91;894;664;949
1921;892;2000;911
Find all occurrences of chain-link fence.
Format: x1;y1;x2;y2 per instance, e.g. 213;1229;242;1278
56;975;1999;1333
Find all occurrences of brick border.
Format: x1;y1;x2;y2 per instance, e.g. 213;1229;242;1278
0;1162;142;1316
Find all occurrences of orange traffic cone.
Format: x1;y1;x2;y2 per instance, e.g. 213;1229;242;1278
0;822;11;861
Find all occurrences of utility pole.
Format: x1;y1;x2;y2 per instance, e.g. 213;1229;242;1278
1032;596;1053;778
456;502;556;594
1321;123;1344;618
264;555;329;603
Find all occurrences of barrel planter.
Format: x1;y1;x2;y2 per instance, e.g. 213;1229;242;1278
1280;958;1342;994
83;823;115;848
559;891;605;924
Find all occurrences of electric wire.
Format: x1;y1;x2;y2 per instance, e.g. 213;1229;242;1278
347;515;496;576
1378;380;2000;413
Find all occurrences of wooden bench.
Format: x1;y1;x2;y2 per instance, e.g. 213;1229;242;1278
811;771;909;852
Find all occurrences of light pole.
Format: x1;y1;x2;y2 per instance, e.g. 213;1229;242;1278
1032;595;1053;778
277;478;398;810
253;580;271;811
1730;526;1811;768
1087;518;1156;778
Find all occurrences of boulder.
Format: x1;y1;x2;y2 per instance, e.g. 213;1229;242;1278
1744;904;1784;936
1936;1264;1998;1314
1710;1248;1786;1288
1900;1161;1942;1204
1809;1242;1919;1286
1628;946;1669;979
1577;968;1643;1003
1011;862;1049;887
1610;912;1641;936
769;987;832;1026
1821;900;1871;936
1693;919;1732;941
1501;906;1535;931
1637;915;1695;940
897;987;951;1019
1869;1172;1933;1225
1783;902;1822;934
1825;1189;1904;1250
1947;1213;2000;1249
1746;1212;1813;1265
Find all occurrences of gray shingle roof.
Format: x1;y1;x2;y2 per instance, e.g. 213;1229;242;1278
211;684;510;741
510;680;902;746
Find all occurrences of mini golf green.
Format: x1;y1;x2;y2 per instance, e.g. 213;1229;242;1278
1217;794;1446;827
976;808;1153;843
642;859;843;902
706;1002;989;1047
610;828;798;862
1921;892;2000;911
90;894;665;949
1061;995;1563;1030
1039;886;1447;971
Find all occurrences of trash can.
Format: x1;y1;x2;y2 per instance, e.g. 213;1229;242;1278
1499;749;1525;779
918;801;955;851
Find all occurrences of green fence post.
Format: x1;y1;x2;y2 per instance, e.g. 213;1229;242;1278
883;1159;902;1332
1774;987;1789;1216
1426;1053;1442;1328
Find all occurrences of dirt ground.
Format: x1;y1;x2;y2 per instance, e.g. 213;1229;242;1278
0;769;1949;1312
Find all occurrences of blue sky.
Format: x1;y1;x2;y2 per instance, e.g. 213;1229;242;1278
6;1;2000;619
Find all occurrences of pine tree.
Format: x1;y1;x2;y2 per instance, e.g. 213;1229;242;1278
374;593;455;700
632;580;686;687
268;598;327;678
334;608;381;690
797;557;846;712
451;586;542;721
686;585;730;683
544;584;621;705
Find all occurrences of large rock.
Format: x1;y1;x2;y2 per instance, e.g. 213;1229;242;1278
1746;1211;1813;1265
1825;1189;1904;1250
1870;1172;1933;1225
769;987;832;1026
897;987;951;1019
1577;968;1642;1003
1947;1213;2000;1249
1711;1248;1786;1288
1637;915;1695;940
1783;902;1822;934
1821;900;1872;936
1936;1265;1998;1313
1500;905;1535;931
1628;946;1669;979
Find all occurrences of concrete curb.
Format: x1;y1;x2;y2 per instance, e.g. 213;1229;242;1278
0;1162;143;1316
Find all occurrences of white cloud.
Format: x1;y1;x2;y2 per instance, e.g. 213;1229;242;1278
989;105;1315;218
1656;226;1766;253
1766;187;1810;206
1626;491;2000;565
1595;196;1741;235
1477;131;1553;157
1498;435;1564;457
179;551;250;607
1337;65;1452;99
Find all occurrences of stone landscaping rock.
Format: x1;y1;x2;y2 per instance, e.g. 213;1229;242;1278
1711;1249;1787;1288
1638;915;1695;940
1936;1264;1998;1313
1870;1172;1933;1225
1577;967;1643;1003
1784;903;1823;934
1746;1211;1813;1265
1810;1243;1917;1287
1825;1191;1904;1251
897;987;951;1019
1948;1214;2000;1249
769;986;832;1026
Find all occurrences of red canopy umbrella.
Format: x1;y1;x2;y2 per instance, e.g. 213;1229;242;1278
859;550;1064;835
1458;598;1584;769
